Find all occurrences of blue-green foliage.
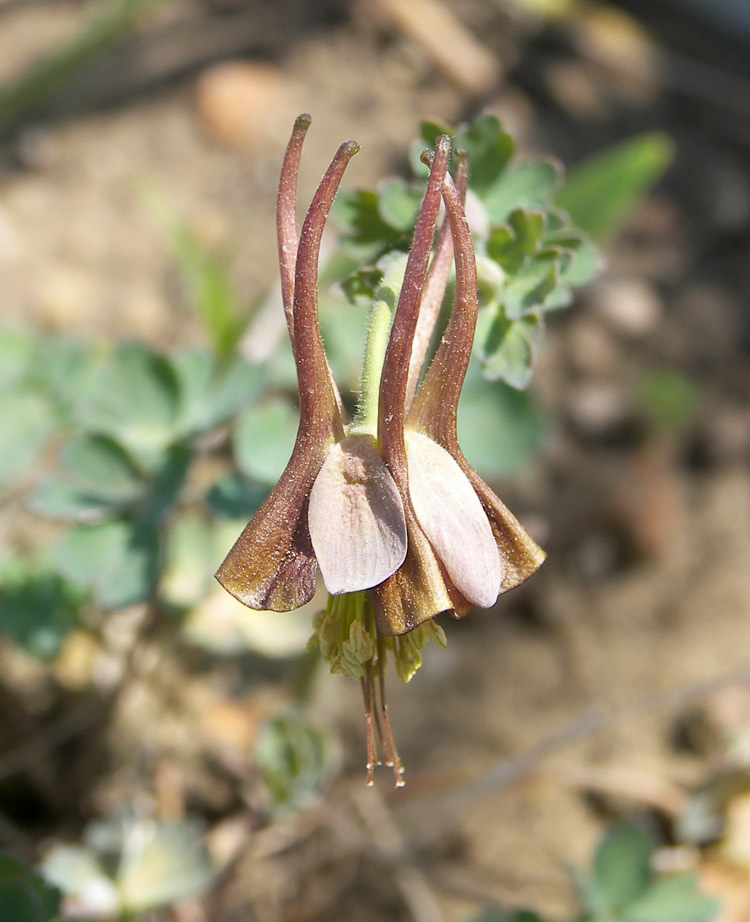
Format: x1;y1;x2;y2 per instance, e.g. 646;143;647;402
333;115;602;400
466;824;720;922
0;330;273;652
255;712;339;813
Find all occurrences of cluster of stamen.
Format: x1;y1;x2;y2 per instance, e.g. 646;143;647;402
308;592;446;785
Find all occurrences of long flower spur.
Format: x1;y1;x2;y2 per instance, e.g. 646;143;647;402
216;117;545;785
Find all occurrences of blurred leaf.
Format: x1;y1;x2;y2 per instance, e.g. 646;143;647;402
559;238;602;287
31;436;143;522
556;133;674;242
466;912;547;922
458;360;546;478
477;310;544;390
635;368;700;432
117;819;215;912
234;397;298;486
171;349;264;435
621;875;720;922
502;250;566;320
332;188;399;249
0;326;38;390
0;559;83;659
40;845;118;916
57;519;159;608
593;823;653;910
484;161;561;225
78;344;181;471
378;178;422;232
456;115;516;193
488;209;547;273
0;853;62;922
160;213;245;360
144;443;191;522
205;474;269;520
0;393;56;490
319;295;370;396
256;713;338;813
34;337;98;426
42;813;215;917
339;266;384;305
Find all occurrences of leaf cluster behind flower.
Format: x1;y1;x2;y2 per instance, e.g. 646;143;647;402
333;114;602;392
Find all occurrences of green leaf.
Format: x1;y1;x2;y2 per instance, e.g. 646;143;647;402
0;326;38;390
171;349;264;435
78;344;181;471
234;397;298;486
0;560;83;659
621;875;720;922
144;185;245;358
484;161;561;225
477;310;544;390
0;853;62;922
0;393;56;490
338;266;384;305
593;824;653;910
34;336;97;425
458;360;546;478
255;712;338;813
502;250;564;320
556;132;674;242
57;519;159;608
205;474;269;520
332;188;398;247
144;443;191;522
30;436;143;521
378;178;422;232
487;209;547;273
455;114;515;193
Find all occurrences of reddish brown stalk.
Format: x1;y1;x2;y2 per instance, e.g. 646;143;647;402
408;169;475;442
409;171;546;594
376;636;405;784
372;136;470;636
277;113;311;350
215;139;359;611
293;139;358;441
378;135;451;472
405;150;469;410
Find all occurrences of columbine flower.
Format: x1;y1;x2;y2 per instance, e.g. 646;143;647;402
216;117;545;784
216;115;408;612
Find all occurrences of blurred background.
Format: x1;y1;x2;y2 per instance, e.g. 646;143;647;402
0;1;749;920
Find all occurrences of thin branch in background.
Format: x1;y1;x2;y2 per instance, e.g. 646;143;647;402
400;665;750;823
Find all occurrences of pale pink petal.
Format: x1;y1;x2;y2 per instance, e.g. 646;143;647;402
405;431;502;608
308;435;407;594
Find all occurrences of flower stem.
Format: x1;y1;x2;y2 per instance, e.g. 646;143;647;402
353;296;393;433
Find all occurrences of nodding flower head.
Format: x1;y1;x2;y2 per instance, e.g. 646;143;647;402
216;117;545;784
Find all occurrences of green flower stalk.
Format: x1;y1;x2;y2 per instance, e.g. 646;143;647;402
216;116;545;784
